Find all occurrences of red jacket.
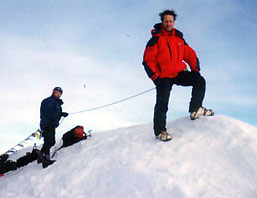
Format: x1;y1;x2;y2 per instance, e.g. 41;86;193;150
143;23;200;80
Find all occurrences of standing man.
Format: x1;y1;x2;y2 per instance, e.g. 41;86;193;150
39;87;68;168
143;10;213;141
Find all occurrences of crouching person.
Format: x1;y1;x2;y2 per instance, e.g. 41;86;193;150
0;148;40;176
16;148;40;168
0;154;16;175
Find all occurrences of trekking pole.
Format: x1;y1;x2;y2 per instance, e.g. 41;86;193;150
51;146;63;158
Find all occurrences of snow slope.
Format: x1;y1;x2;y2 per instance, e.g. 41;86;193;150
1;115;257;198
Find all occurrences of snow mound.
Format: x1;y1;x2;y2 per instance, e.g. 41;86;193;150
1;115;257;198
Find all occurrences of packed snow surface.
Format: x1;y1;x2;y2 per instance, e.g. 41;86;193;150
1;115;257;198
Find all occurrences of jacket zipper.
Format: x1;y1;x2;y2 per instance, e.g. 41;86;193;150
167;42;172;60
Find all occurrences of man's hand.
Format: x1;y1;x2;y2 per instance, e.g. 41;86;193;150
153;77;162;86
61;112;69;117
191;70;201;77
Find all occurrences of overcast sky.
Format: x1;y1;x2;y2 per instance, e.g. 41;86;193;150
1;0;257;154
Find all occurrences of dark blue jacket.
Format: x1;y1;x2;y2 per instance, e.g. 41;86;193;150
40;95;63;129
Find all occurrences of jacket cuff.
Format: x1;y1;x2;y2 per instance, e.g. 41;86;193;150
151;73;159;81
192;68;200;72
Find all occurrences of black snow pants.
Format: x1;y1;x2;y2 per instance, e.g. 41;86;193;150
41;126;56;155
153;71;206;136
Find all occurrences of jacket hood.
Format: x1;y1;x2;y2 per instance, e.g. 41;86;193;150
151;23;162;36
153;23;162;30
151;23;183;38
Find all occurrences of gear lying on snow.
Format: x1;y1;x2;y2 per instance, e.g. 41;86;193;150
62;125;88;147
0;148;40;175
51;125;90;159
1;125;90;174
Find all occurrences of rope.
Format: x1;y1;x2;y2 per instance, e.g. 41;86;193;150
1;87;155;156
70;87;155;115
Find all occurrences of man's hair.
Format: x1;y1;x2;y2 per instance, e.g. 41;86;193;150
159;9;177;22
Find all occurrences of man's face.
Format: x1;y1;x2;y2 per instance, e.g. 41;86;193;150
162;15;175;32
53;91;62;99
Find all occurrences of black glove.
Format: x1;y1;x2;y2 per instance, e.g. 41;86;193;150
153;77;162;86
191;70;201;78
61;112;69;117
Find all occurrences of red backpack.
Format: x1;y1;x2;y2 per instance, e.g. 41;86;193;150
73;126;85;138
62;125;87;147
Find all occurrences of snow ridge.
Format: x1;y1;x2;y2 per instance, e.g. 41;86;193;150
1;115;257;198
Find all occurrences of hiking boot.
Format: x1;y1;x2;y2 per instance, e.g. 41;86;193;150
42;155;55;169
42;159;55;169
156;131;172;141
190;107;214;120
37;151;43;164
